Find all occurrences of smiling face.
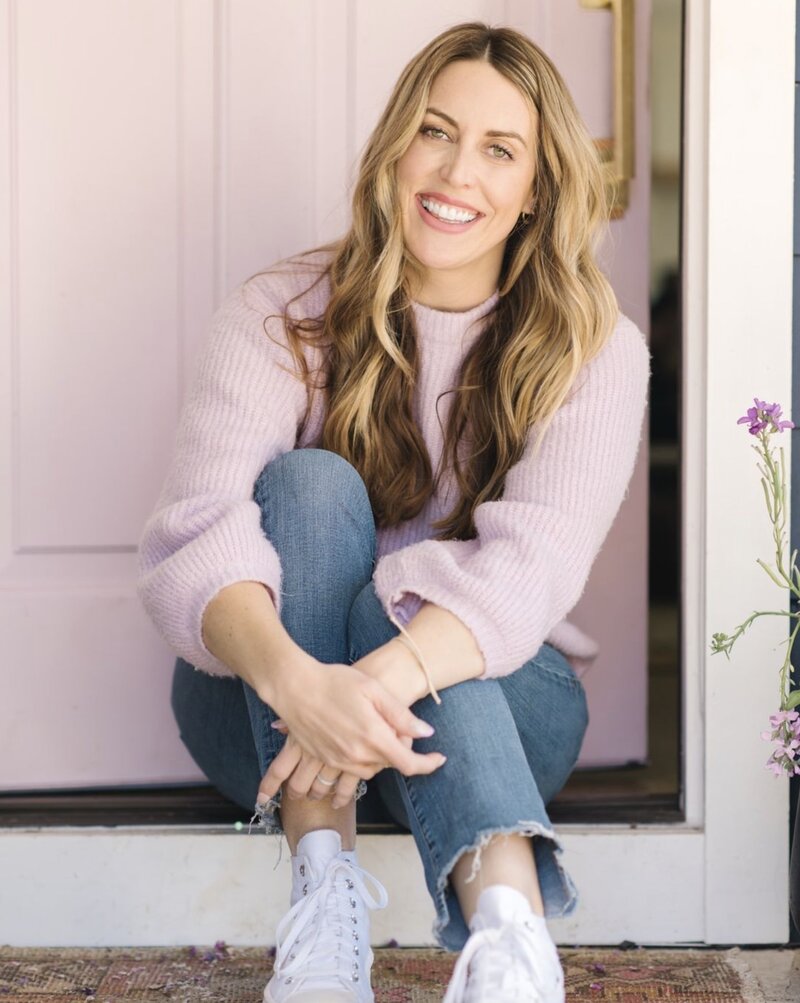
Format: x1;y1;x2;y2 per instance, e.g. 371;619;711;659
395;59;538;310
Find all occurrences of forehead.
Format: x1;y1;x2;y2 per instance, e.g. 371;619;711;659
427;59;536;138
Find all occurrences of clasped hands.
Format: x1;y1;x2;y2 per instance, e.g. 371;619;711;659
256;647;446;811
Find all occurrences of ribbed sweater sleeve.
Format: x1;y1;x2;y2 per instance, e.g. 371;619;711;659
372;314;651;679
136;281;311;677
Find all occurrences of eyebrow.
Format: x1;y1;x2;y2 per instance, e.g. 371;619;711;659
425;106;528;149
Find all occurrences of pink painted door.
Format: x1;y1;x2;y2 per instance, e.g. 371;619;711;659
0;0;650;789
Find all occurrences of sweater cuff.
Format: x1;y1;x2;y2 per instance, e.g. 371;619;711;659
373;563;506;679
544;619;599;680
140;558;282;678
380;589;425;627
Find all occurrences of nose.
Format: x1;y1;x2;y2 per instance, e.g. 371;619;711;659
439;142;477;189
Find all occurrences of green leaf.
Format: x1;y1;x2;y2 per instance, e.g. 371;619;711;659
757;558;786;589
785;690;800;710
760;479;775;520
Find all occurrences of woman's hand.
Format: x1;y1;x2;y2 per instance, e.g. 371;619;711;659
260;719;414;810
351;642;425;707
257;657;444;805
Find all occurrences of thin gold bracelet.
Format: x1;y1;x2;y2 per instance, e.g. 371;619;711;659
387;613;442;705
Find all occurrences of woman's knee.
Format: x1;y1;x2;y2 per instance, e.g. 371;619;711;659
254;448;372;525
253;450;377;580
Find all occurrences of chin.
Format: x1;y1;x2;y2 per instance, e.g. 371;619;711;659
406;238;470;272
415;254;471;276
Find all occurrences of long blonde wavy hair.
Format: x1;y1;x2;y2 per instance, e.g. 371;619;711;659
249;22;618;540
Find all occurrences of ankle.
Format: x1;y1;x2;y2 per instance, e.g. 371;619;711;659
473;884;549;931
281;788;357;853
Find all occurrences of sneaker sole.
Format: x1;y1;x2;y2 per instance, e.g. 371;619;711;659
264;985;365;1002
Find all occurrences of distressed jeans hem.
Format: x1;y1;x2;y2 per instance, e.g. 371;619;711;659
248;781;369;836
433;820;579;952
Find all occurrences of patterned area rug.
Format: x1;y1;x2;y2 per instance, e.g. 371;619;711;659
0;945;765;1001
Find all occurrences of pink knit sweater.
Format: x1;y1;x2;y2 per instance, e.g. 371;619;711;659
137;254;650;681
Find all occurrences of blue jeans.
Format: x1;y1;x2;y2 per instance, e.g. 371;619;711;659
171;448;589;950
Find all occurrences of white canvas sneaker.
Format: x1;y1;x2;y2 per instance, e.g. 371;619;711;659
264;829;388;1003
443;885;566;1003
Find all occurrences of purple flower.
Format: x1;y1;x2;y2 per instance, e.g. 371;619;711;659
738;398;795;435
769;710;799;727
763;710;800;776
737;406;768;435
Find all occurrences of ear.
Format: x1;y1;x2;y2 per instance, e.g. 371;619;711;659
524;189;535;214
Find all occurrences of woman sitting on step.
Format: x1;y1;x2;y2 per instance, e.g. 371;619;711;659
137;21;650;1003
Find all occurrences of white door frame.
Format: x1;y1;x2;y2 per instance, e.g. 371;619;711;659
0;0;794;947
691;0;794;942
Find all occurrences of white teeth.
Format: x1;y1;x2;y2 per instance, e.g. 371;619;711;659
420;197;478;224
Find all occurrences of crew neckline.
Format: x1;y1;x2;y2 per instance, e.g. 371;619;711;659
411;289;500;345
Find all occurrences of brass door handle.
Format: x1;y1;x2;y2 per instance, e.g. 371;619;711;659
581;0;635;217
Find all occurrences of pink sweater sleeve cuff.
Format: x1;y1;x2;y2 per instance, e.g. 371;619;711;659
137;501;283;677
373;538;514;678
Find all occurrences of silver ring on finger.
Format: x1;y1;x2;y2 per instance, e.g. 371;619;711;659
316;771;338;787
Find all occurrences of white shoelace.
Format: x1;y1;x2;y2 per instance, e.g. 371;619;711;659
272;857;388;993
443;920;564;1003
